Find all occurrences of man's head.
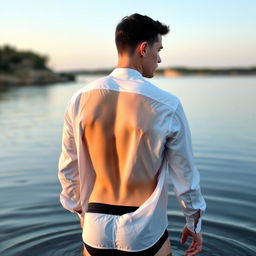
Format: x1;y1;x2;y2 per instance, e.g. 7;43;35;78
115;13;169;78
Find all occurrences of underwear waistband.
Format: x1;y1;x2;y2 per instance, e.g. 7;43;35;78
87;202;139;215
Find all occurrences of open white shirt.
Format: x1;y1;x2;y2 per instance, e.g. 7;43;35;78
58;68;206;241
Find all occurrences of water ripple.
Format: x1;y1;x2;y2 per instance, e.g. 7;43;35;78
1;227;83;256
1;78;256;255
2;218;255;256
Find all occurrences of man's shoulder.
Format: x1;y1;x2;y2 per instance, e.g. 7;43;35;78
66;74;180;113
68;75;111;103
80;75;110;93
141;79;180;112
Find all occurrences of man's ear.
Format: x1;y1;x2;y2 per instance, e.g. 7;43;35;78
137;42;148;57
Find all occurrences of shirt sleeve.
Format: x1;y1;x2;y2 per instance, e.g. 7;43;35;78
58;101;83;218
165;100;206;233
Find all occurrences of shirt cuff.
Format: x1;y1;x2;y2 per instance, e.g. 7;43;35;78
186;210;203;233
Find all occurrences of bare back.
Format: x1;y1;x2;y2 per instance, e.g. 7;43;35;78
79;89;165;206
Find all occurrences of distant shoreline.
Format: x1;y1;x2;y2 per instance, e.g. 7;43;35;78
0;69;75;86
61;67;256;77
1;67;255;88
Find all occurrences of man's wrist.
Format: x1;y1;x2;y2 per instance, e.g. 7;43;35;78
186;210;202;233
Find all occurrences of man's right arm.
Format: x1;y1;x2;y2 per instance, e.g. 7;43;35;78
58;101;83;219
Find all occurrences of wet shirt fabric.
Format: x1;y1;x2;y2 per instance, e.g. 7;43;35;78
58;68;206;249
82;203;169;254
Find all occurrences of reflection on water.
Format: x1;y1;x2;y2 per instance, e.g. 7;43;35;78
0;76;256;255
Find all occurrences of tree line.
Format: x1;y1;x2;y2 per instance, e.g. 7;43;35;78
0;45;49;72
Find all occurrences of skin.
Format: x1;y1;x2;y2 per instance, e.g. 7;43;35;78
181;226;203;256
117;34;163;78
80;34;203;256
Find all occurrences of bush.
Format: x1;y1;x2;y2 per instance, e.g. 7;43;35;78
0;45;49;71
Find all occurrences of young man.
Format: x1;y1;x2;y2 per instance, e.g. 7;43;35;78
58;13;206;256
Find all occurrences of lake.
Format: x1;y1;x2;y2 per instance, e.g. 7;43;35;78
0;75;255;256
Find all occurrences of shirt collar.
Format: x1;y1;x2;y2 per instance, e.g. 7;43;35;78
109;68;143;80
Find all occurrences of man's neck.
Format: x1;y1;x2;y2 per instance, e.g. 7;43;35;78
117;54;143;74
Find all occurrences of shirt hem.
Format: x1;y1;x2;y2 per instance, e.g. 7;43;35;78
82;223;168;252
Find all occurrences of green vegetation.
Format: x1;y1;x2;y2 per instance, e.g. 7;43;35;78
0;45;49;73
0;45;75;86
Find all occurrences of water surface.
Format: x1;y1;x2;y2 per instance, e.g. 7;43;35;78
0;76;255;255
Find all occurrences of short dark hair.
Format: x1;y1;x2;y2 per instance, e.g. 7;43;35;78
115;13;169;55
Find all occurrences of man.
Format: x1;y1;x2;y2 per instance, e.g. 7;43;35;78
58;13;206;256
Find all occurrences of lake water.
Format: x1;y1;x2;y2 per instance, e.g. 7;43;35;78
0;75;255;256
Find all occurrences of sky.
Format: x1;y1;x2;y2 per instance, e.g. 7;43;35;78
1;0;256;71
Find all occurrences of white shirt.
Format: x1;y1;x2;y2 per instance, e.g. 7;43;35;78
58;68;206;236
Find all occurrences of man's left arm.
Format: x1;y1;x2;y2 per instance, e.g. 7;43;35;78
165;101;206;233
58;102;83;220
165;101;206;255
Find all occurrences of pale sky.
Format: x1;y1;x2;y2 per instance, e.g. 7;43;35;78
1;0;256;71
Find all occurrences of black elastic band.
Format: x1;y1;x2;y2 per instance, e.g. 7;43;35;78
87;202;139;216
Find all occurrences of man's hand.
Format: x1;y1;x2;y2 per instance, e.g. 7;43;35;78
180;225;203;256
